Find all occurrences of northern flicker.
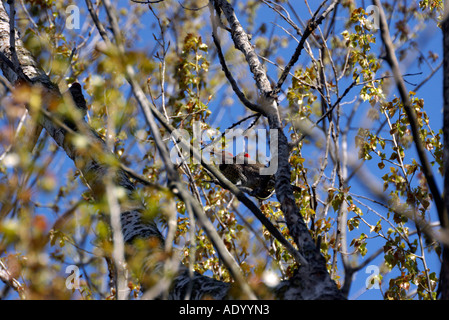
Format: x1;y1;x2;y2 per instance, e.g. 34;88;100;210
69;82;88;117
215;151;275;200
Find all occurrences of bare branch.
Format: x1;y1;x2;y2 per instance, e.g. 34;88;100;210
7;0;19;68
85;0;111;46
212;0;273;99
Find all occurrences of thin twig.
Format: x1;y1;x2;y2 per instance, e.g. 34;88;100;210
85;0;111;46
0;108;27;161
178;1;208;11
413;61;443;92
130;0;164;3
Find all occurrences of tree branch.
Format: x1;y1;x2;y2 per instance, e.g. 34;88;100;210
0;258;25;299
209;4;262;114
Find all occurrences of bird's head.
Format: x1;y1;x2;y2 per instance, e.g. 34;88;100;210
235;152;251;164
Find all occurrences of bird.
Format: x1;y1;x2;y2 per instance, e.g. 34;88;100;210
213;150;276;200
213;150;305;200
69;82;87;117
